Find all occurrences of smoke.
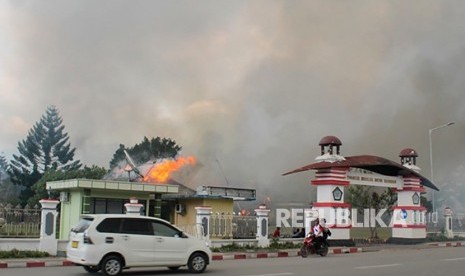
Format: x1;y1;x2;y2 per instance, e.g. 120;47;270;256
1;1;465;209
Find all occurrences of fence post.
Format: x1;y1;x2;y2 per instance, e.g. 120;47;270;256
125;197;143;215
444;207;453;238
255;204;270;247
195;206;212;246
39;199;60;255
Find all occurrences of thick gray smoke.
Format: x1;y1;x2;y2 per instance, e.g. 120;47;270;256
1;1;464;210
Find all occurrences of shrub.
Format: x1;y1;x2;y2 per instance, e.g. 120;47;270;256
0;249;50;259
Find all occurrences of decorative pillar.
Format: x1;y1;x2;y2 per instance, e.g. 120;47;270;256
39;199;60;255
125;197;143;215
153;193;162;218
255;204;270;247
392;149;427;242
195;206;212;246
312;168;352;241
444;207;453;239
310;136;352;244
392;176;427;241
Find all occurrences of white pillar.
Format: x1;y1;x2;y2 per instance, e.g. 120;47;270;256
444;207;453;239
312;168;351;240
392;176;427;240
125;197;143;215
39;199;60;255
255;204;271;247
195;206;212;246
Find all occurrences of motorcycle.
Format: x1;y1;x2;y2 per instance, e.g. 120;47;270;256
300;234;329;257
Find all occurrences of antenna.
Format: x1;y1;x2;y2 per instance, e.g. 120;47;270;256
215;157;231;187
216;156;242;212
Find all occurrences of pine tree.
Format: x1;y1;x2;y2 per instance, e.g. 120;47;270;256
0;154;20;204
0;154;8;181
9;106;81;205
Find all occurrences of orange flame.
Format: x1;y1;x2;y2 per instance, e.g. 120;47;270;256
143;156;196;183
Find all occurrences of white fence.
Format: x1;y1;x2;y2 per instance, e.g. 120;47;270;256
177;214;258;239
0;204;41;237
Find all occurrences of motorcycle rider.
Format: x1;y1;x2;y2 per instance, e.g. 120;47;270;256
312;219;331;249
320;218;331;246
312;219;324;249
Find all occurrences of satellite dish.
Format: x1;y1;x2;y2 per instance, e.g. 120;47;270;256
124;150;143;178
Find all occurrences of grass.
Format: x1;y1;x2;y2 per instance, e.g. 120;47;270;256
350;227;392;240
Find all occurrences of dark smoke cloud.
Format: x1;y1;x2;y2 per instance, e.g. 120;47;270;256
1;1;464;209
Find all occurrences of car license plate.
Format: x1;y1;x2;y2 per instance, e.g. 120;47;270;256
72;241;78;248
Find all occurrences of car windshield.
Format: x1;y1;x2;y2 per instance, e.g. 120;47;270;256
71;217;94;233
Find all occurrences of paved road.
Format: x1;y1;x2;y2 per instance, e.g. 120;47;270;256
3;247;465;276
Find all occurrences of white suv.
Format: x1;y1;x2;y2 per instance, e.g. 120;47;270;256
66;214;212;275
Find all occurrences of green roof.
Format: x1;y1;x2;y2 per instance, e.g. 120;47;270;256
46;178;179;194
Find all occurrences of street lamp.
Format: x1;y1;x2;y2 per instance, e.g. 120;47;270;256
429;121;455;212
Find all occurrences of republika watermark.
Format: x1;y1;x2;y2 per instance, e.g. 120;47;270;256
275;208;438;228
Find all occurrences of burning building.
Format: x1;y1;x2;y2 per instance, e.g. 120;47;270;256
47;154;256;240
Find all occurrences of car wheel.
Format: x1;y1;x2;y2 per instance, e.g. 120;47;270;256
101;255;123;276
187;252;207;273
168;266;180;271
83;265;100;273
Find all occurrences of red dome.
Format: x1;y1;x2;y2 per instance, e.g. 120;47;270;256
399;148;418;157
319;136;342;146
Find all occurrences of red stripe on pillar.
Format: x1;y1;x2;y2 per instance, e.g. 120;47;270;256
311;180;350;186
313;202;351;208
392;224;426;228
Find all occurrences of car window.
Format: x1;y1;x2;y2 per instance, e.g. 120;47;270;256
96;218;122;233
121;218;153;235
71;217;93;233
152;221;181;237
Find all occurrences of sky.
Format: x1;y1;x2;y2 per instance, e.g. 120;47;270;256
1;1;464;208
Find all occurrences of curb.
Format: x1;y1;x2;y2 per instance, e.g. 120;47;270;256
0;247;363;269
211;247;363;261
428;241;463;247
0;259;74;269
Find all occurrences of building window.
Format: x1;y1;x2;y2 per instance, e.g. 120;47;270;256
89;198;146;214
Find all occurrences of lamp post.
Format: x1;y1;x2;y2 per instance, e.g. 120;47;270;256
429;121;455;212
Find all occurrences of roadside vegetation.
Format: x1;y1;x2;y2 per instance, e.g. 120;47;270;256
0;249;50;259
211;240;302;253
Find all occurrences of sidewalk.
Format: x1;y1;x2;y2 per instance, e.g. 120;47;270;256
0;242;463;269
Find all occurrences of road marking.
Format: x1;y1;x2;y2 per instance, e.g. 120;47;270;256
241;273;294;276
442;257;465;261
354;263;401;269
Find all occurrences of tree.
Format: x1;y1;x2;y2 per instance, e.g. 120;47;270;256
9;106;81;206
109;136;182;169
0;154;8;183
29;165;107;206
347;185;397;239
0;154;20;204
